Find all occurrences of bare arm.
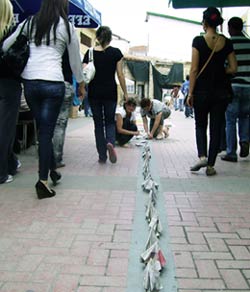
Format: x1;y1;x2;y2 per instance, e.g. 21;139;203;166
116;59;128;101
150;112;162;137
225;51;237;75
142;116;149;134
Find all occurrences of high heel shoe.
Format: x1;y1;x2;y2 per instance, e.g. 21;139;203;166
50;170;61;186
35;181;56;199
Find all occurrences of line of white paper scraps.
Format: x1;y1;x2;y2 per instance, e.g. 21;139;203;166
140;142;166;292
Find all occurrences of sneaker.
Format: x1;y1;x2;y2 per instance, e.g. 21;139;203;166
190;159;208;171
206;166;217;176
156;133;164;140
240;141;249;158
107;143;117;163
17;160;22;169
221;154;237;162
163;126;170;138
5;175;13;183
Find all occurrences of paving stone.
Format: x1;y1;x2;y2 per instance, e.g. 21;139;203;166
195;260;220;278
173;251;195;268
220;269;249;289
77;287;101;292
177;278;225;289
206;238;229;252
175;268;198;278
193;251;233;260
229;245;250;260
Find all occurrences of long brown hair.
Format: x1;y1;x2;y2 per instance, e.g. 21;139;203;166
32;0;70;46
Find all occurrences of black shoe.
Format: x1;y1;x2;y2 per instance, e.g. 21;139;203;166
240;142;249;158
56;161;66;169
190;159;207;171
221;154;237;162
50;170;61;186
206;166;217;176
35;181;56;199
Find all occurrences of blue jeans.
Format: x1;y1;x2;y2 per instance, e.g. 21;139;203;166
174;98;178;110
23;80;65;180
179;98;184;111
225;86;250;157
89;99;117;161
0;79;21;183
53;82;74;165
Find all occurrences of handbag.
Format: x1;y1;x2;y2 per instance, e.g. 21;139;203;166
83;48;95;84
0;18;31;78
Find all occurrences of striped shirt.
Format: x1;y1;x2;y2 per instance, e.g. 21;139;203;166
231;35;250;87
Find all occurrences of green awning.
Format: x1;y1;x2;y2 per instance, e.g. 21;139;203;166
169;0;249;8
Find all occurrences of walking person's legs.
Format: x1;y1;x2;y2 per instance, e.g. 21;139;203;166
0;79;21;184
222;98;239;161
238;87;250;157
53;82;74;168
89;99;107;162
104;100;117;163
190;93;209;171
24;80;65;198
207;100;228;175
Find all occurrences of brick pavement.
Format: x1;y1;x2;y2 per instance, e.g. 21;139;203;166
0;110;250;292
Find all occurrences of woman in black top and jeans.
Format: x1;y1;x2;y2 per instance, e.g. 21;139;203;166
187;7;237;176
83;26;128;164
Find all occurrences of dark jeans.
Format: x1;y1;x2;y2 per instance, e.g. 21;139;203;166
116;117;137;146
0;79;21;183
193;91;228;167
89;99;117;161
23;80;65;180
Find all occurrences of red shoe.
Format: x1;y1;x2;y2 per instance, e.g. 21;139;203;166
107;143;117;163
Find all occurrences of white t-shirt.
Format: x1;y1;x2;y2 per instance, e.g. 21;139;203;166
115;107;136;122
140;99;168;118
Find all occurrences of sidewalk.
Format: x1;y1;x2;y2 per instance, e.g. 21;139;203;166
0;110;250;292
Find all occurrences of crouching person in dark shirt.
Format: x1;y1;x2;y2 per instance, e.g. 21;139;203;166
116;98;139;146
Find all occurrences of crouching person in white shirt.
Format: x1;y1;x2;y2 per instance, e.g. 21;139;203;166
140;98;171;140
115;98;140;146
